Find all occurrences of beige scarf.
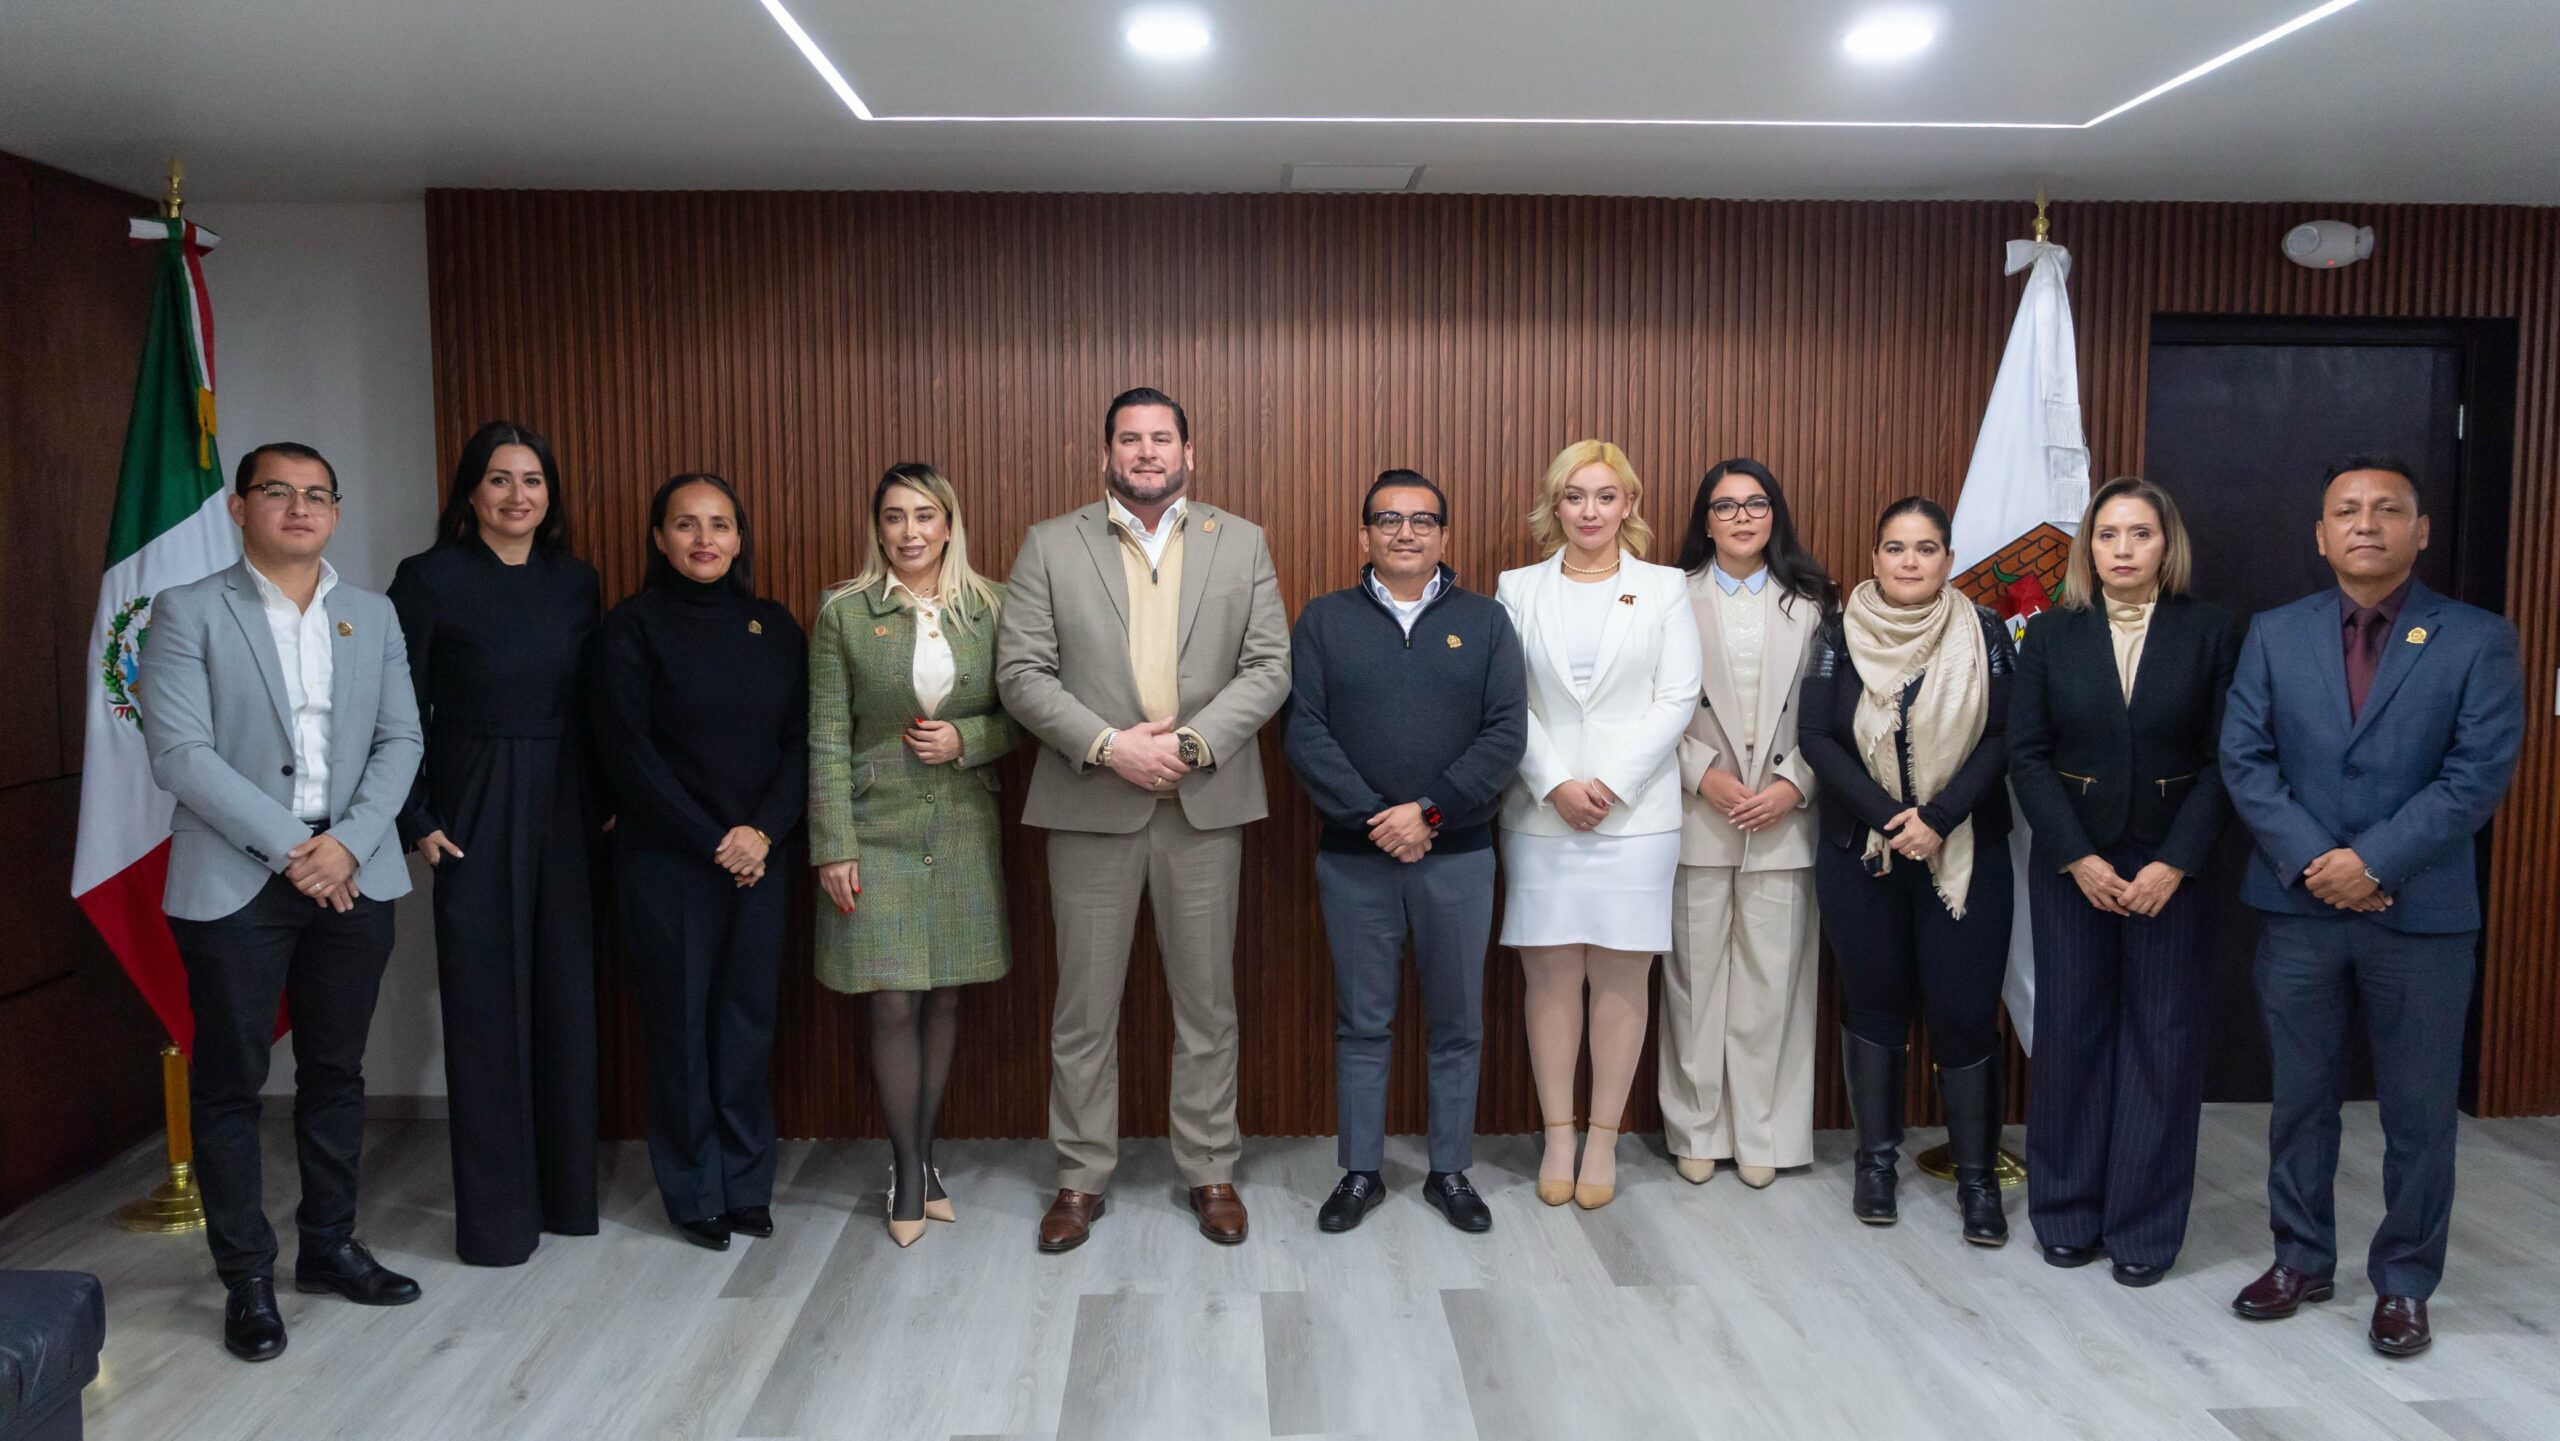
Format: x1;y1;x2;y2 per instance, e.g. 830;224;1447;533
1841;579;1989;917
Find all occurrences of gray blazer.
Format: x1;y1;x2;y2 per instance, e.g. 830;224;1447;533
996;500;1290;834
137;559;424;920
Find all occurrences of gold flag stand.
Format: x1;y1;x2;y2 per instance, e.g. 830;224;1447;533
114;1045;206;1232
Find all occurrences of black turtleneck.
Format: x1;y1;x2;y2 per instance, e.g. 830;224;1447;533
597;577;807;859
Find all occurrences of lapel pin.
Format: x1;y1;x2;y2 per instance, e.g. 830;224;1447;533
1618;594;1637;606
749;619;763;635
874;625;890;637
1446;634;1463;649
2405;626;2427;645
335;620;353;637
1202;517;1217;533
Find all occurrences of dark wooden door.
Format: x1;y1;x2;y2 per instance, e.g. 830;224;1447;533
2142;324;2492;1103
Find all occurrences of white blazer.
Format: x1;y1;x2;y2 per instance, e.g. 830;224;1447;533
1496;552;1703;838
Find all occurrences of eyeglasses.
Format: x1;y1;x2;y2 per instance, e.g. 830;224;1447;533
1708;496;1772;522
1366;511;1445;536
248;482;342;509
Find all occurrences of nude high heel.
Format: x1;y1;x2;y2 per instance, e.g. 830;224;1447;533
924;1166;956;1224
886;1167;925;1248
1574;1123;1621;1210
1537;1121;1579;1207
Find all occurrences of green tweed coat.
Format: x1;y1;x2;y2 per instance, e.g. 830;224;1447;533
808;579;1024;993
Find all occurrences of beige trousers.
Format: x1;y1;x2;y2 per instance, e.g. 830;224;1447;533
1046;801;1243;1193
1658;864;1819;1168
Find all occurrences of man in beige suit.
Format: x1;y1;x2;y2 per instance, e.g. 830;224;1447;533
1661;461;1831;1189
997;386;1291;1251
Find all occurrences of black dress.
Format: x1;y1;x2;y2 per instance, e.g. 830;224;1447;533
595;576;807;1226
388;536;603;1266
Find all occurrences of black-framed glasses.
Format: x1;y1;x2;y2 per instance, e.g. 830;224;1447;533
1708;496;1772;521
248;482;342;509
1366;510;1444;535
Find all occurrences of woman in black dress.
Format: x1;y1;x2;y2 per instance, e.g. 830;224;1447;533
389;420;602;1267
598;473;807;1251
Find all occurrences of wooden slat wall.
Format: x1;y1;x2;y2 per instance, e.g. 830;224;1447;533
422;191;2560;1137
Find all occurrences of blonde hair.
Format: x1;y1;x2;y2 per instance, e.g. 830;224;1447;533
1529;440;1654;559
2059;476;2194;610
828;462;1003;628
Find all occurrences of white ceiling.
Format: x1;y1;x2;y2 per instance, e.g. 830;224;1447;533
1;0;2554;204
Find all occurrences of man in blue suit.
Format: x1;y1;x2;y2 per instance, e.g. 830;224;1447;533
2219;456;2524;1359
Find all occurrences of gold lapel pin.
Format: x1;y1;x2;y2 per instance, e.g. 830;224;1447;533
1618;594;1637;606
1202;518;1217;533
874;625;889;637
748;619;763;635
2406;626;2427;645
1446;634;1463;649
335;620;353;637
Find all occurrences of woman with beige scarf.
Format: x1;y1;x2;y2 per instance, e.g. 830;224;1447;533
1798;497;2019;1246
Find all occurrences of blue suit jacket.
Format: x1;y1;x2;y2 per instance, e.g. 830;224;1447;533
2219;580;2523;933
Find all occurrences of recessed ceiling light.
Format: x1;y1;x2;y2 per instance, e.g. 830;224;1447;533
1842;13;1936;62
1124;11;1211;59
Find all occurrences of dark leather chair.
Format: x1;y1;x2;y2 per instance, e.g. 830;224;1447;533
0;1271;103;1441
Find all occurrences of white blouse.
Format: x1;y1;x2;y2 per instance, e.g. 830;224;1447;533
1561;576;1618;689
887;577;956;717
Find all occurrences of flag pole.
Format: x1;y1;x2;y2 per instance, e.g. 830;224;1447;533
112;155;208;1235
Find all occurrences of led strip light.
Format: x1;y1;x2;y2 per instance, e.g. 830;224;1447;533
758;0;2362;131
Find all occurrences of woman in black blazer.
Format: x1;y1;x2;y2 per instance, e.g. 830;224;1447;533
1800;497;2016;1245
2011;476;2240;1287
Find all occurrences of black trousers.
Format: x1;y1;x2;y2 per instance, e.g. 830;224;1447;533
2024;842;2210;1265
427;734;599;1265
2257;913;2476;1298
170;873;396;1288
1815;840;2013;1065
615;838;791;1224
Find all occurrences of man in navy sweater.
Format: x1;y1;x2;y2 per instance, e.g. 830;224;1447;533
1284;469;1527;1233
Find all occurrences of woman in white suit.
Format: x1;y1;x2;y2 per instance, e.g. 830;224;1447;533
1497;440;1702;1210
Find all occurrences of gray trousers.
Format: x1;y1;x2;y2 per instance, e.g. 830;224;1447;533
1315;846;1495;1174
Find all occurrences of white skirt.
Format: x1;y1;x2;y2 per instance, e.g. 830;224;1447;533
1498;828;1680;952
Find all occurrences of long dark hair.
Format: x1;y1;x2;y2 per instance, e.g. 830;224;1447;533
438;420;569;552
1676;458;1837;616
642;472;755;598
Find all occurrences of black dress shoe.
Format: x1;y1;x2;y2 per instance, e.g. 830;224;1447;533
293;1239;421;1306
2111;1260;2169;1288
675;1217;733;1251
725;1205;775;1238
1317;1172;1385;1233
223;1277;287;1362
1423;1171;1493;1233
2041;1243;2102;1268
2369;1295;2430;1357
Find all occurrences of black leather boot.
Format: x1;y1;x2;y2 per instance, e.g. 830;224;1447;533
1841;1029;1905;1225
1939;1053;2009;1248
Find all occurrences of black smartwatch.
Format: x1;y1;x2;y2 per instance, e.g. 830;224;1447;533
1417;796;1444;828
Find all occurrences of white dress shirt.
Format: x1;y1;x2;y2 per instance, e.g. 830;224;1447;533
1106;493;1187;573
248;558;339;822
1365;567;1446;638
888;576;957;718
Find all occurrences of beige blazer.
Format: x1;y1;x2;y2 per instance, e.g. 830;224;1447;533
1496;552;1701;839
996;499;1291;834
1674;568;1821;871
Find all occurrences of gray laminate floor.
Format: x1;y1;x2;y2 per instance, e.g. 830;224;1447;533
5;1105;2557;1440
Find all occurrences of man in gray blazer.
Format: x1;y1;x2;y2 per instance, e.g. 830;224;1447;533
137;442;423;1362
997;387;1290;1251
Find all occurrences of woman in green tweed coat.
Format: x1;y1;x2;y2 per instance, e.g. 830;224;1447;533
809;463;1023;1245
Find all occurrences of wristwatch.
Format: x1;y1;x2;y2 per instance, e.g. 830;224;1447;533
1097;728;1120;768
1177;732;1205;768
1416;796;1444;828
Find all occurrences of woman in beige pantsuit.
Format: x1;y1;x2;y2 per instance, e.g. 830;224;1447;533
810;463;1023;1248
1662;459;1835;1188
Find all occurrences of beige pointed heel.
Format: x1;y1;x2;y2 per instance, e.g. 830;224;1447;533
1574;1123;1620;1210
1537;1121;1579;1207
886;1168;926;1248
924;1166;956;1223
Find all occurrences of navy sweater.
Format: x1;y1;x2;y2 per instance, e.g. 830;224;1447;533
1282;567;1528;854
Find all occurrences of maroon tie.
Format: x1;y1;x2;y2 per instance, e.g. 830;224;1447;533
2345;608;2387;719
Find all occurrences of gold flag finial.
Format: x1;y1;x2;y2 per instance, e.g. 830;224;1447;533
163;155;185;219
2032;184;2050;244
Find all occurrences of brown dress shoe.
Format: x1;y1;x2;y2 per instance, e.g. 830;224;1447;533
1038;1189;1106;1253
1189;1183;1249;1244
2232;1262;2336;1320
2369;1295;2431;1357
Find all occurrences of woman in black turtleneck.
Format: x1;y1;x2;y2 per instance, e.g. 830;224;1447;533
390;420;603;1267
597;472;807;1251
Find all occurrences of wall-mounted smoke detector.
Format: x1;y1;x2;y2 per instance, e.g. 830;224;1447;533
2283;219;2375;269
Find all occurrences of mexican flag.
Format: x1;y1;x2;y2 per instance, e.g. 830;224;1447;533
71;216;239;1054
